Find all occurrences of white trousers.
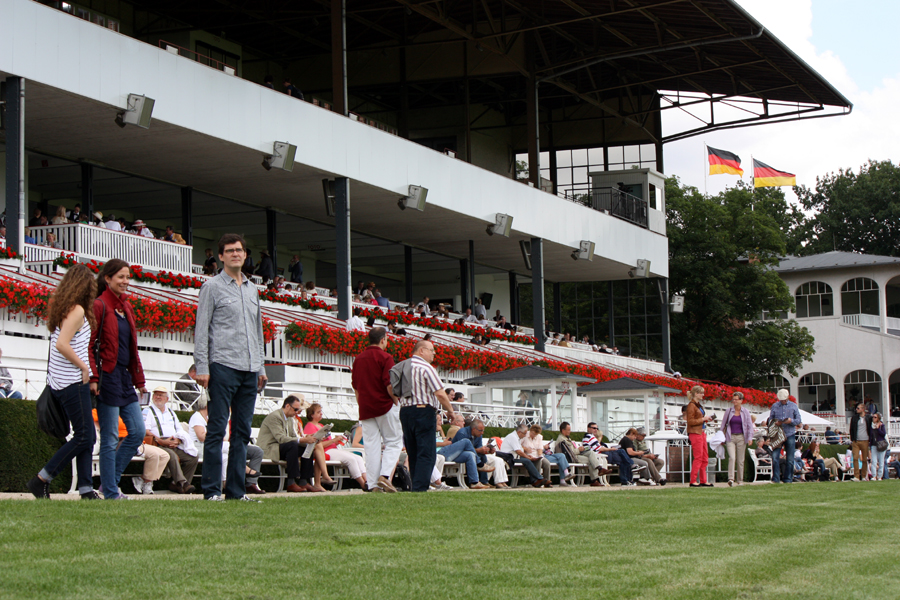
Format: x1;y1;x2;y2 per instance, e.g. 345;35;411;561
361;404;403;489
484;454;508;484
328;448;366;479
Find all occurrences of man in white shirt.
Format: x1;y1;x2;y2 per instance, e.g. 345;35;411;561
497;424;548;487
104;214;122;231
143;386;199;494
473;298;486;319
463;308;479;323
346;307;366;331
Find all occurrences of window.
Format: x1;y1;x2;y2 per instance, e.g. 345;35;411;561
798;373;836;411
844;369;882;409
841;277;879;316
795;281;833;318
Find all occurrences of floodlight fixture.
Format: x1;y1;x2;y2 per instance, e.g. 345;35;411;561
570;240;595;261
519;240;532;271
262;141;297;172
322;178;336;217
398;185;428;211
115;94;155;129
635;259;650;278
486;213;513;237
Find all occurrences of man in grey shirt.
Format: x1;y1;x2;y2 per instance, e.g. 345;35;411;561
194;233;268;502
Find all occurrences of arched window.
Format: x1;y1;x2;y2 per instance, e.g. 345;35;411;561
841;278;879;316
795;281;833;318
761;374;790;395
844;369;882;409
798;372;836;412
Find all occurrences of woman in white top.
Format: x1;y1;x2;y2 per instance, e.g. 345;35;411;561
27;265;99;500
51;205;69;225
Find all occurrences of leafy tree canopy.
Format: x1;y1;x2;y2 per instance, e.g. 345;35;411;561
666;177;814;387
794;159;900;256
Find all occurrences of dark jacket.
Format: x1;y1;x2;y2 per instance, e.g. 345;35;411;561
88;289;145;387
255;255;275;282
848;413;873;443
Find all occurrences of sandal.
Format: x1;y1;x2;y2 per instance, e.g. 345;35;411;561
245;468;259;478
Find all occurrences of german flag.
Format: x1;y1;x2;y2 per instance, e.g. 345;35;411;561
753;159;796;188
707;146;744;176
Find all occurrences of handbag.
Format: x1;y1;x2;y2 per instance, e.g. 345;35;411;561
876;439;888;452
766;422;786;449
36;386;69;439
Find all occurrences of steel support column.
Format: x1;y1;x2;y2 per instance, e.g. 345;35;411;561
404;245;413;302
334;177;351;320
509;272;518;325
331;0;348;116
468;239;475;310
80;163;93;219
553;282;562;333
531;237;545;352
4;77;24;256
265;208;277;276
181;187;193;246
659;278;672;372
608;282;615;347
459;259;468;310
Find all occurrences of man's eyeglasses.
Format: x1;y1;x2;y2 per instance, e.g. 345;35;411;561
223;248;245;255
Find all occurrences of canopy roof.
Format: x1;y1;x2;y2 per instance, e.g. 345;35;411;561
578;376;683;395
464;365;594;385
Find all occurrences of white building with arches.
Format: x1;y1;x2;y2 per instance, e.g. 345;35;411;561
771;252;900;422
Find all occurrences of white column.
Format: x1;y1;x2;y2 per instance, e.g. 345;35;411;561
550;383;558;430
643;392;650;433
881;284;888;334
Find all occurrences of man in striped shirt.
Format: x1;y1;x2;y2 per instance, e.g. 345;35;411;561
398;341;456;491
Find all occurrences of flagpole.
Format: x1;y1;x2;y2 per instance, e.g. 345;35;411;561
750;153;754;189
703;141;708;196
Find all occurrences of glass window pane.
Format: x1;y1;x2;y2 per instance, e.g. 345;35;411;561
571;148;588;166
842;292;860;315
608;146;624;163
572;167;588;185
821;294;834;316
861;290;879;315
556;150;572;168
556;169;572;185
808;298;821;317
623;145;641;162
641;144;656;160
588;148;604;166
795;296;808;318
539;151;550;164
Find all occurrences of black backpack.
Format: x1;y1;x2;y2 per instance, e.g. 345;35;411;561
392;464;412;491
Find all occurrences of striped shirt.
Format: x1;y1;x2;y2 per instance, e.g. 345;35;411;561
48;318;92;391
399;355;444;409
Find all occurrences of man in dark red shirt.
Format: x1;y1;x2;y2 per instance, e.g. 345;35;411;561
351;327;402;493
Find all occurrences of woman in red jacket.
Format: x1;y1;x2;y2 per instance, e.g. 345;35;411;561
89;259;148;499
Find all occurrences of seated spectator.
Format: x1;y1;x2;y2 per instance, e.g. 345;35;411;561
188;398;266;494
288;394;334;490
0;226;6;239
496;424;549;487
496;316;516;332
375;290;390;308
283;78;304;100
51;205;68;225
275;276;286;290
202;248;218;275
470;333;485;346
346;307;366;332
174;363;203;409
619;428;660;486
388;322;406;336
582;422;634;486
303;403;367;489
23;227;36;245
452;417;508;488
415;296;430;313
142;386;198;494
162;225;177;242
493;309;503;322
302;280;317;298
257;396;320;493
556;422;611;487
463;308;479;323
824;426;840;445
435;412;489;489
29;208;42;227
523;424;573;486
633;427;667;485
888;451;900;479
802;440;842;481
0;348;23;399
755;436;773;466
43;232;62;249
91;211;104;226
557;334;572;348
104;214;122;231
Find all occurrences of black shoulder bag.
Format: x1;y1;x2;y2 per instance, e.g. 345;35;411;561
91;300;107;403
37;337;70;439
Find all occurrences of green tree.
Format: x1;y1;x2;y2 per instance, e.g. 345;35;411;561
794;159;900;256
666;176;815;387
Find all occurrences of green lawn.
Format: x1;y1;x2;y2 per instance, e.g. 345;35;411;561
1;483;898;600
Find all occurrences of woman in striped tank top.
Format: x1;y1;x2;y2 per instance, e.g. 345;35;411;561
27;265;99;500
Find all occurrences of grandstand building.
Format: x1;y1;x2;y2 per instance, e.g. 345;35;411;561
0;0;850;431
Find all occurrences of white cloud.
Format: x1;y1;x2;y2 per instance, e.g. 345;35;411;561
662;0;898;201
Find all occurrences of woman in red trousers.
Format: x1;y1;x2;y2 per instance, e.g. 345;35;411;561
685;385;714;487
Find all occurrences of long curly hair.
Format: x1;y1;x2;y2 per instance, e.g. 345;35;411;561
47;264;97;332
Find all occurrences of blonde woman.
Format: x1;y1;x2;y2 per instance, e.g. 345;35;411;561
685;385;714;487
720;392;754;486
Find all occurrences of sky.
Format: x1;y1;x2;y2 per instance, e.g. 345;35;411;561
663;0;900;201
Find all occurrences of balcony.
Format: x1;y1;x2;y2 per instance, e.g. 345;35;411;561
841;313;900;336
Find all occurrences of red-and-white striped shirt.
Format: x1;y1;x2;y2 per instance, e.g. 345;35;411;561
399;355;444;409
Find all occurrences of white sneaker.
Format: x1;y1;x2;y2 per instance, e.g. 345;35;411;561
132;477;146;494
428;483;452;491
647;480;658;486
143;480;154;495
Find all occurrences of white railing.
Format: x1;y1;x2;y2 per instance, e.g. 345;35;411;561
29;224;192;272
887;316;900;333
23;243;65;264
842;313;881;330
545;344;667;373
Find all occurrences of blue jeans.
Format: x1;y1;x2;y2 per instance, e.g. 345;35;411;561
546;453;570;478
97;400;145;498
605;448;633;483
202;363;257;499
399;405;438;492
889;460;900;479
782;435;796;482
871;447;887;478
0;389;23;399
513;456;544;482
438;439;479;484
39;382;95;494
